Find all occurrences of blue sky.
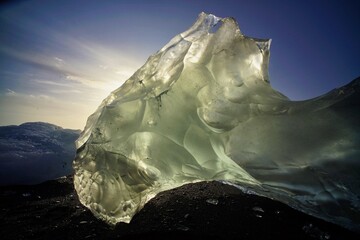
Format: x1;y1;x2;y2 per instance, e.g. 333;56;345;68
0;0;359;129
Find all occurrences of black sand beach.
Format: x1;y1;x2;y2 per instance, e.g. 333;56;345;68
0;176;358;240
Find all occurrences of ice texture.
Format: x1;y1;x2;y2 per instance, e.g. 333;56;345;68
73;13;360;230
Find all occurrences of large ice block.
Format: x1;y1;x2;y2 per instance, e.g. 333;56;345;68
73;12;360;231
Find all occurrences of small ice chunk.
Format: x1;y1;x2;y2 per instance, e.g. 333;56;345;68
177;225;190;231
252;206;265;213
302;223;331;239
206;199;219;205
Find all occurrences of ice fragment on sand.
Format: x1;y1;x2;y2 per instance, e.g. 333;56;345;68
73;12;360;231
206;199;219;205
252;207;264;213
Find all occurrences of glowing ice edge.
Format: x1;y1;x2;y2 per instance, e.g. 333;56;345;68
73;13;360;231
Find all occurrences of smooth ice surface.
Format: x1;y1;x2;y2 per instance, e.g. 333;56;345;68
73;13;360;230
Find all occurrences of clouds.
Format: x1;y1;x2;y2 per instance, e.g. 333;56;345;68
0;43;141;129
0;47;140;129
5;89;16;95
0;4;143;129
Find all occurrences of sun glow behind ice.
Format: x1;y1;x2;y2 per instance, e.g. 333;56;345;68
0;37;142;129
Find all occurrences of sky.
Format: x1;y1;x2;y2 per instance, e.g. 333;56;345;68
0;0;359;130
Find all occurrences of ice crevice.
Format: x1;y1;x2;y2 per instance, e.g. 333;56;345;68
73;12;360;231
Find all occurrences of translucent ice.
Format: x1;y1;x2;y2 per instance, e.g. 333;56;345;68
73;13;360;230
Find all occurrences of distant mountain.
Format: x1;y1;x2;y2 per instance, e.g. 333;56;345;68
0;122;81;185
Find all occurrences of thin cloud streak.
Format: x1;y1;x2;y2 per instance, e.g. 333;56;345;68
32;79;70;87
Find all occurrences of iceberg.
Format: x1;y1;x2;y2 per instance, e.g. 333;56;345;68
73;12;360;231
